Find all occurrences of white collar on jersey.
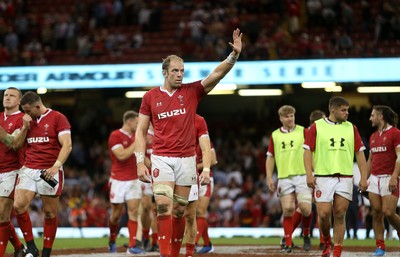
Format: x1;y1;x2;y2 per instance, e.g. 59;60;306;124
36;108;52;123
3;110;22;120
280;125;296;133
159;86;177;97
378;125;392;135
119;128;132;137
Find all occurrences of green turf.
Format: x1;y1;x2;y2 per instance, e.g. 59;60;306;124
6;236;399;253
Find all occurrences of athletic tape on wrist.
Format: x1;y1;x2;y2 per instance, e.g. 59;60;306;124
135;152;145;164
226;52;239;64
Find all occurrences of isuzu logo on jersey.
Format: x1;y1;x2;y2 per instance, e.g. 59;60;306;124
27;137;50;143
371;146;387;153
157;108;186;120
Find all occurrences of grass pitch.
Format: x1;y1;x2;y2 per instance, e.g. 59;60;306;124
6;236;399;253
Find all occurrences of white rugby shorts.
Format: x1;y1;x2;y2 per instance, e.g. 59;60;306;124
277;175;311;197
188;184;199;202
141;180;153;196
367;174;400;197
0;171;18;198
150;154;197;186
109;178;142;203
16;166;63;196
314;176;353;202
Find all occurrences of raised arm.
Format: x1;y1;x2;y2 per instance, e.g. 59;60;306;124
202;28;243;93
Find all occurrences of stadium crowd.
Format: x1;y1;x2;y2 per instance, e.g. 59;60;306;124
1;0;400;65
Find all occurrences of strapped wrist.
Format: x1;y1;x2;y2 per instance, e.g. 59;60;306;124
135;152;145;164
226;52;239;64
53;160;62;168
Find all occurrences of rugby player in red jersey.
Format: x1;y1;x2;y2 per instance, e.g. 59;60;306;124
107;111;144;254
367;105;400;257
185;114;214;257
13;91;72;257
0;87;29;257
134;29;242;257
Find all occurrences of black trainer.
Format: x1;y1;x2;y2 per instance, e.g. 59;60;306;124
303;235;311;251
13;244;26;257
280;245;292;253
25;247;39;257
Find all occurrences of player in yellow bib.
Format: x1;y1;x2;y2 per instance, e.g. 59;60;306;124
304;96;368;257
266;105;312;253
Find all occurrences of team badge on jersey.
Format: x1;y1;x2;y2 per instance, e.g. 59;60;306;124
153;168;160;178
316;190;322;198
178;95;184;105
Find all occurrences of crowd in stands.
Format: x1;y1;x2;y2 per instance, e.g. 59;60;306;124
3;0;400;238
1;0;400;66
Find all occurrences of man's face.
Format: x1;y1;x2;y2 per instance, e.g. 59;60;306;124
165;60;184;89
3;89;21;109
369;109;382;128
279;112;295;129
332;105;349;122
22;103;40;119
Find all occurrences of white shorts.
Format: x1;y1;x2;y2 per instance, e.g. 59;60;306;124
314;176;353;202
367;174;400;197
109;178;142;204
0;171;18;198
199;177;214;198
151;154;197;186
188;184;199;202
141;181;153;196
277;175;311;197
16;167;64;196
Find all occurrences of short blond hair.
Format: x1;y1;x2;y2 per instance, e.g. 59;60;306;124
162;55;183;72
278;105;296;116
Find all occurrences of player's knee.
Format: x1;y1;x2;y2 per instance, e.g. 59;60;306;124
157;204;169;215
185;214;195;225
127;208;139;218
318;210;331;220
370;208;382;218
43;210;57;219
196;209;206;217
173;202;187;218
382;208;395;218
13;202;29;215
